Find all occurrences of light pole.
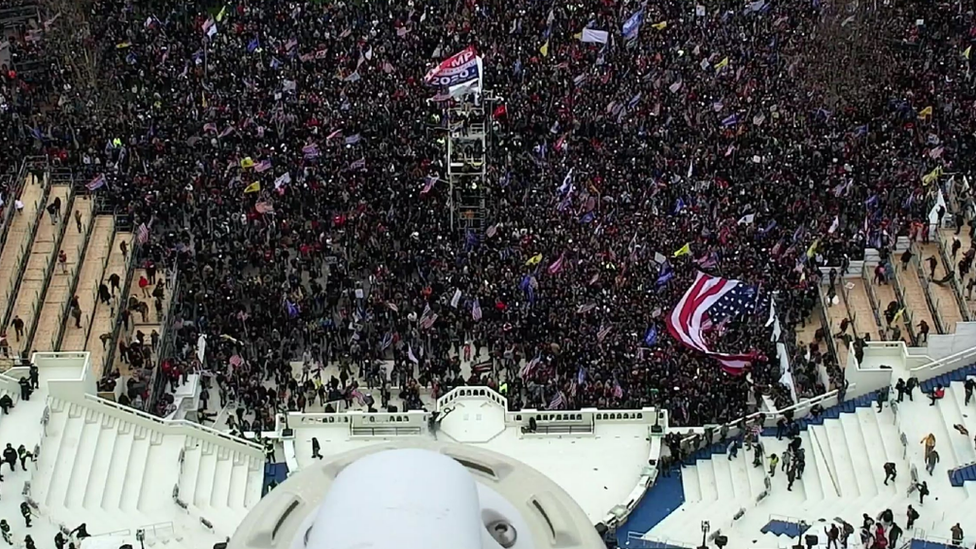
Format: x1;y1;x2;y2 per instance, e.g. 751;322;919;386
699;520;710;549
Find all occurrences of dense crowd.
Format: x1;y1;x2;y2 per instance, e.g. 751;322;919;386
1;0;974;428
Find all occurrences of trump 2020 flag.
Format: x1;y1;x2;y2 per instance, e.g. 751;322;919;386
666;272;759;374
424;46;481;88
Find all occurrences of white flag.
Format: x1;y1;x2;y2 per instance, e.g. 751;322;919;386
580;28;609;44
828;215;839;234
450;289;462;308
737;213;755;225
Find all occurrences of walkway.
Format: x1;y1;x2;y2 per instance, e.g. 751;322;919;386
939;227;975;319
9;184;71;354
869;275;910;344
917;241;963;333
0;174;45;324
845;279;881;340
115;266;171;376
33;196;94;351
894;260;936;340
821;287;850;368
84;231;132;378
61;216;114;351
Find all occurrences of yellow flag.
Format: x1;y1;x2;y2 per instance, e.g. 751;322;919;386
921;166;943;185
893;308;905;323
806;238;820;258
241;157;255;169
116;42;131;49
964;46;972;60
244;182;261;194
526;253;543;266
201;92;207;108
216;5;228;22
540;40;550;57
573;32;582;40
918;106;933;119
651;21;668;30
672;243;691;257
714;57;729;71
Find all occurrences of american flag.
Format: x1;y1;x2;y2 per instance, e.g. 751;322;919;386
302;144;320;158
254;159;272;173
136;223;150;244
344;133;362;145
420;176;437;195
348;158;366;170
666;272;760;374
548;391;566;410
471;298;482;321
86;174;106;191
519;355;541;379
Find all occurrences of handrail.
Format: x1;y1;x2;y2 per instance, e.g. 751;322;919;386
816;283;842;379
82;393;264;452
23;186;72;352
1;178;47;328
910;243;945;335
0;158;29;255
100;220;141;379
890;260;917;345
55;195;101;350
935;230;972;322
861;262;885;330
808;425;842;497
909;345;976;377
147;267;181;413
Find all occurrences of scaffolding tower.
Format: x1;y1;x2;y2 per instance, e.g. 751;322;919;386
446;93;493;233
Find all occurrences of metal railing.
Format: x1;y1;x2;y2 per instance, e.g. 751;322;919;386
79;214;119;352
1;174;49;329
53;195;102;351
22;186;72;353
861;262;885;329
890;260;917;345
910;243;945;335
0;158;29;254
99;216;141;379
935;229;973;322
147;267;182;414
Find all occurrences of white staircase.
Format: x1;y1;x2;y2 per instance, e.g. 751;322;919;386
36;397;264;543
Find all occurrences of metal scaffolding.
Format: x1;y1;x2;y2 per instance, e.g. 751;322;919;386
445;93;494;233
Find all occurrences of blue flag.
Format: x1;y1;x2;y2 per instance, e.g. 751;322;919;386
247;37;260;52
622;7;644;39
644;326;658;346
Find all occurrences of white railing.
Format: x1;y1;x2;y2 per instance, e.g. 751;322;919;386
909;345;976;382
81;393;264;458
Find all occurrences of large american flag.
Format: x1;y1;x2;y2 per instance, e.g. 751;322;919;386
666;272;761;374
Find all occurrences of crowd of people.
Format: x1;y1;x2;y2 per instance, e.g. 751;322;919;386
1;0;974;430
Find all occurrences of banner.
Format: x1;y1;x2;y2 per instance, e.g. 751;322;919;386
424;46;482;88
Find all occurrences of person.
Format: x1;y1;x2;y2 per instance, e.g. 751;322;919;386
825;523;840;549
917;320;929;344
46;195;61;225
2;444;17;472
727;438;739;460
768;453;779;477
18;377;31;402
17;445;33;470
11;316;23;342
928;385;945;406
888;523;902;548
311;437;322;459
907;505;919;529
0;394;12;415
23;535;34;549
883;462;896;486
54;531;66;549
69;523;89;540
925;449;940;475
895;379;906;402
0;520;9;545
786;463;797;492
965;378;975;406
58;249;68;274
950;523;963;546
74;208;82;233
917;481;929;505
20;501;31;527
905;378;919;402
921;433;936;458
